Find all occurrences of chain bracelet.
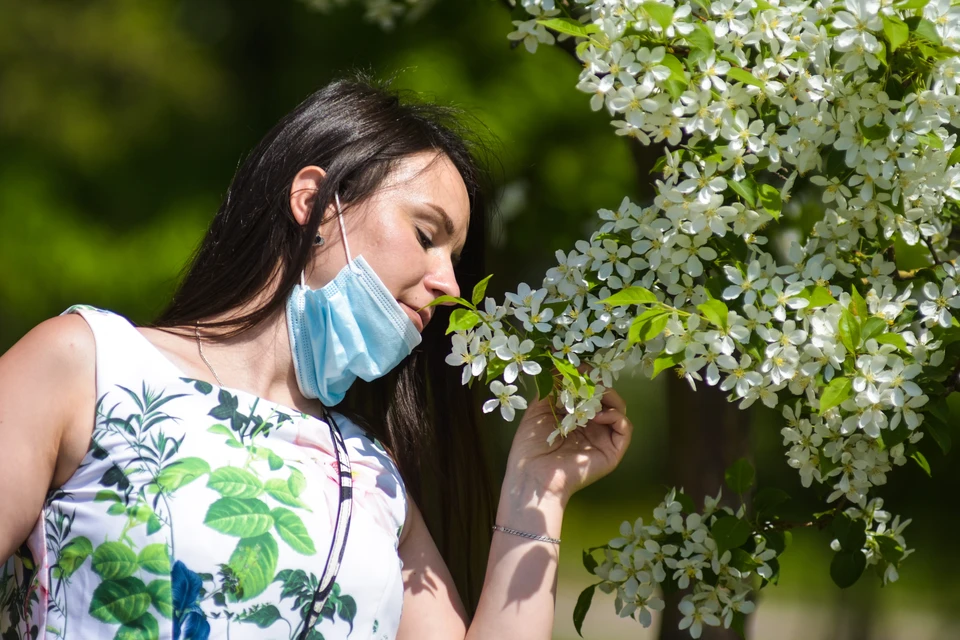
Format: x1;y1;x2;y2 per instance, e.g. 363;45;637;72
492;524;560;545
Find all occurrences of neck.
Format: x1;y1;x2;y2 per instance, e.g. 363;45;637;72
197;305;320;415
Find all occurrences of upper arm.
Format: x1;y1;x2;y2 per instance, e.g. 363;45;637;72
0;314;96;563
395;496;469;640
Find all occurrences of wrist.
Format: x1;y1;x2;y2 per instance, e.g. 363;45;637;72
496;470;567;541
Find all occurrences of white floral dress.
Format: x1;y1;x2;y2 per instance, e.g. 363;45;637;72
0;306;408;640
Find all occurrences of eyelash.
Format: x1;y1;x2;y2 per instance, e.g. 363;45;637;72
416;228;434;249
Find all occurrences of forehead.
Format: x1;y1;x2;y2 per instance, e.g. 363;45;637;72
377;151;471;244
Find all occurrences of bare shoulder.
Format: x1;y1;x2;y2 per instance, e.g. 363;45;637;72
0;314;98;485
2;314;96;380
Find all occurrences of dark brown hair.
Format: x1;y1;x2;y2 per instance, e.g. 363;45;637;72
154;75;495;612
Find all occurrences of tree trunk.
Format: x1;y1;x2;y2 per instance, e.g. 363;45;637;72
657;375;753;640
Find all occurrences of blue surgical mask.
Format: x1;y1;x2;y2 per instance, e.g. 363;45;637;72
286;193;422;405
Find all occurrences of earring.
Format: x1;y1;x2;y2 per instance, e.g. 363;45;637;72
314;234;325;246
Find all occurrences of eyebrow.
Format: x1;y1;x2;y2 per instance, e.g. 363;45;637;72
425;202;456;237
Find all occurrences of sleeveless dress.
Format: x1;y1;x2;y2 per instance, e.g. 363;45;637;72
0;306;408;640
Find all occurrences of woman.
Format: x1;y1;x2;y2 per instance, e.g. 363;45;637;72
0;77;632;639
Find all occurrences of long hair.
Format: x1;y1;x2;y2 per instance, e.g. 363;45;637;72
153;75;495;612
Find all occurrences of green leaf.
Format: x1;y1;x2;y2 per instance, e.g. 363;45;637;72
875;333;909;353
883;15;910;52
537;17;593;38
582;550;599;574
895;0;930;8
601;286;658;306
446;309;481;335
115;612;160;640
642;1;675;31
758;183;783;218
136;544;171;575
156;457;210;493
628;308;671;345
800;286;837;309
839;308;861;353
911;450;932;476
851;286;868;320
724;458;755;494
204;498;275;538
697;298;729;329
859;118;891;141
572;584;597;637
272;507;316;555
207;424;238;442
58;536;93;578
268;451;284;471
95;490;122;503
830;550;867;588
820;377;853;415
337;595;358;629
924;404;952;454
92;542;139;580
675;491;697;515
875;536;905;564
207;467;264;499
729;548;762;572
920;131;944;149
754;487;791;517
471;274;493;306
832;514;867;551
238;604;283;628
264;478;309;509
711;517;753;554
422;294;472;309
88;577;151;624
146;579;172;619
727;67;764;88
883;422;911;449
727;176;758;207
731;611;747;640
660;54;689;99
535;366;556;400
689;22;714;49
287;468;307;498
875;40;888;67
228;534;279;601
763;530;789;555
906;16;943;45
652;351;685;378
948;146;960;166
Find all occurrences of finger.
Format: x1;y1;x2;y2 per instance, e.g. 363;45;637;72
600;387;626;413
589;408;625;425
584;413;633;451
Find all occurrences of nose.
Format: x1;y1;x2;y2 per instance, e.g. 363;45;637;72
424;254;461;303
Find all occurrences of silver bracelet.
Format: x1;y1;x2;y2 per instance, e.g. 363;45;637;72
492;524;560;545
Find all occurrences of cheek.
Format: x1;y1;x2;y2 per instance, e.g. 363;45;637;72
363;234;426;297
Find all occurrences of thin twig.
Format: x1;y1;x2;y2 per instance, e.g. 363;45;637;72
924;236;942;265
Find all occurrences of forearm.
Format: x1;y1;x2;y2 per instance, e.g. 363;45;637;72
465;471;565;640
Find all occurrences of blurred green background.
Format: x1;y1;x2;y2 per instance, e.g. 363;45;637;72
1;1;958;638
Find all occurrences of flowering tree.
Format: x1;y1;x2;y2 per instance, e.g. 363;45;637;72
312;0;960;636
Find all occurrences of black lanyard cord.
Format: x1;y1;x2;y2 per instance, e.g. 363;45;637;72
297;406;353;639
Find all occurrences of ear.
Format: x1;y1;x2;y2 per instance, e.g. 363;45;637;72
289;165;330;227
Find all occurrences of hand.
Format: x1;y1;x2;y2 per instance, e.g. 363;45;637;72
503;386;633;507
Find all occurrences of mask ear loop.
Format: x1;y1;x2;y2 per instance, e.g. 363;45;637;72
300;191;354;289
333;192;357;272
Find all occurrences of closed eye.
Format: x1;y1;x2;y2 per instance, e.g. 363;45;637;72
416;228;434;249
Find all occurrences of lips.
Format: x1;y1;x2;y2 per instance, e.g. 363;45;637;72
399;302;427;332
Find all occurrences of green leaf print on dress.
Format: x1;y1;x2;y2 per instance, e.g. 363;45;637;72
2;310;409;640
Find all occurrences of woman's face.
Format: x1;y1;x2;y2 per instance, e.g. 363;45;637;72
303;151;470;332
